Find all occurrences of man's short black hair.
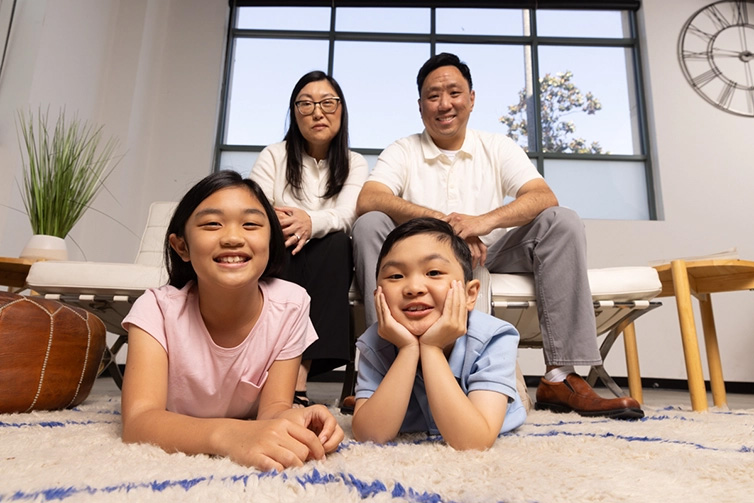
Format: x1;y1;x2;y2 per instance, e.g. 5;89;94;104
376;217;473;282
416;52;473;96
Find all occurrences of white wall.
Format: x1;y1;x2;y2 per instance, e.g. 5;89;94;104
1;0;751;384
0;0;227;263
570;0;754;385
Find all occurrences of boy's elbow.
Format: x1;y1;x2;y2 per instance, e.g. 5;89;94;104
353;429;396;445
352;416;397;445
446;437;496;451
445;431;498;451
121;422;139;444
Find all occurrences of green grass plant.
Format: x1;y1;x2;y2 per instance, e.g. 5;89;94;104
17;108;120;238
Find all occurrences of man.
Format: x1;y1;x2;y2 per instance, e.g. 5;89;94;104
351;52;642;419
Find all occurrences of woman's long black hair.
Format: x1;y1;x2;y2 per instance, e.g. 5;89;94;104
165;170;286;289
283;70;350;200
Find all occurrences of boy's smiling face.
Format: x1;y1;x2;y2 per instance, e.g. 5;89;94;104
377;233;478;337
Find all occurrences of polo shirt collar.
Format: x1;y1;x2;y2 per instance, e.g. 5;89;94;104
420;129;475;161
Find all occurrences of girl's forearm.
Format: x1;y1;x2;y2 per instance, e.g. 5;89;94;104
123;408;239;458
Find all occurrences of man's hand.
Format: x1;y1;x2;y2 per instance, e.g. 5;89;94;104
465;237;488;269
419;280;468;350
444;213;492;267
444;213;494;240
276;206;312;255
375;286;419;350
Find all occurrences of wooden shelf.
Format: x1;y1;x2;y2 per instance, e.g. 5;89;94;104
0;257;36;289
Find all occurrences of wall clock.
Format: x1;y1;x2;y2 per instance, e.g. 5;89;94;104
678;0;754;117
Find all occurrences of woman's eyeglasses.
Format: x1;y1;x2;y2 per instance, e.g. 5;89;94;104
294;98;341;115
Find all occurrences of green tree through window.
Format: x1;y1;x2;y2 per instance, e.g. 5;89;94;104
500;71;607;154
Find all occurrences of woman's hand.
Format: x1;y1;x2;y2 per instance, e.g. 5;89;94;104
276;206;312;255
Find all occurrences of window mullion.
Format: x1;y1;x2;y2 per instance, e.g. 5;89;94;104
328;5;336;76
527;8;544;176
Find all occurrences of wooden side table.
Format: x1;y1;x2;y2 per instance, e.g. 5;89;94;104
653;259;754;411
0;257;36;291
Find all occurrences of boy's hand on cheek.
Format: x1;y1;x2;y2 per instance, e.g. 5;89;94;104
420;280;468;349
375;287;418;350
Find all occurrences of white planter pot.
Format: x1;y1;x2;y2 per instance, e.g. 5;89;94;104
20;235;68;261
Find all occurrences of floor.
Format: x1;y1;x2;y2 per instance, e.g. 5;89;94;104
305;380;754;411
95;377;754;411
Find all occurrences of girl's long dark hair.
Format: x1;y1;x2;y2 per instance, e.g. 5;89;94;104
165;170;286;289
283;71;350;200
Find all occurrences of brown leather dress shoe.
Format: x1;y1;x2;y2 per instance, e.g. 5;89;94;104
535;373;644;419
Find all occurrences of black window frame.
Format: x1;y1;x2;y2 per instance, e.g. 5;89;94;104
216;0;655;219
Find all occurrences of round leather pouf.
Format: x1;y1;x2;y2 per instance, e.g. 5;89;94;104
0;292;106;413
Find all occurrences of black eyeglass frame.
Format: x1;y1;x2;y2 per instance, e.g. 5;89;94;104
294;97;341;115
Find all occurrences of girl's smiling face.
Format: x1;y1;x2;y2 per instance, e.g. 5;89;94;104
169;186;271;292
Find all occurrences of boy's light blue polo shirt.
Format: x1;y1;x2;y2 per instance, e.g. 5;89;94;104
355;309;527;436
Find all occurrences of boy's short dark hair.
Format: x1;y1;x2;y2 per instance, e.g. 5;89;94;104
416;52;473;96
376;217;473;282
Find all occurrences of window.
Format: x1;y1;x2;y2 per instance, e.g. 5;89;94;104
217;1;654;220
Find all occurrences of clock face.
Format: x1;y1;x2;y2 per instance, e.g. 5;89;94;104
678;1;754;117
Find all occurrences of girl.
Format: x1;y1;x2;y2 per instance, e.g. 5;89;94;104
121;170;343;472
251;71;367;405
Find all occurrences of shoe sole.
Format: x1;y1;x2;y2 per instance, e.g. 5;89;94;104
535;402;645;420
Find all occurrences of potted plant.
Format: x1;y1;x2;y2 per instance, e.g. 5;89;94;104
16;108;120;260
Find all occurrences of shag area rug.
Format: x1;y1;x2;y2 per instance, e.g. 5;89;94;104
1;383;753;503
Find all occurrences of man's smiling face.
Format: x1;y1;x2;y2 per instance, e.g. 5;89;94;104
418;65;475;151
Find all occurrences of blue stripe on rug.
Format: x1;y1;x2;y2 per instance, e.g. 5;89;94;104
0;419;119;429
512;429;754;453
0;467;474;503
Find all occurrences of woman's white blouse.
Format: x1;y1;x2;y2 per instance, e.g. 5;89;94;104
250;141;368;238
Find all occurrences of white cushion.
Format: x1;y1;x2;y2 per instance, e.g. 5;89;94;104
26;261;167;297
349;267;661;304
135;202;177;267
490;266;661;302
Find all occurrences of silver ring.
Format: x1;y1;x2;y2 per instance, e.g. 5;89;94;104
294;234;300;241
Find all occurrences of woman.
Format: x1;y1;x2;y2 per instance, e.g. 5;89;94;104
250;71;367;406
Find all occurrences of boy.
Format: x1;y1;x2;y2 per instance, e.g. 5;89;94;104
351;218;526;450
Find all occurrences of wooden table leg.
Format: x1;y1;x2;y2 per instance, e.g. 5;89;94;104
622;322;643;404
698;293;727;408
670;260;708;411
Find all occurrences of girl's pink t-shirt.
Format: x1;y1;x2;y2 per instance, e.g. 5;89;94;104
122;278;318;418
